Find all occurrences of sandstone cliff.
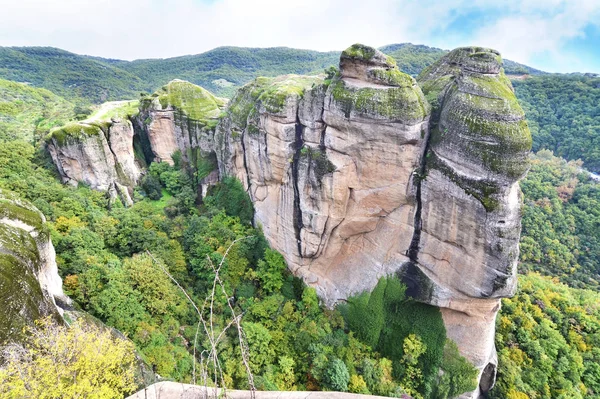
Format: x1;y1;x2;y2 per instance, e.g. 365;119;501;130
135;79;226;166
216;45;430;303
46;101;142;205
215;44;531;398
47;81;226;203
0;189;70;344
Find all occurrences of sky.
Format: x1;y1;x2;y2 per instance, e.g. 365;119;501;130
1;0;599;73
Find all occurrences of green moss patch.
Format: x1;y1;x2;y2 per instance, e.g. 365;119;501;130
226;75;323;125
0;199;44;231
300;147;336;181
342;44;378;62
368;68;414;87
426;150;500;212
46;122;103;146
330;78;429;121
154;79;226;124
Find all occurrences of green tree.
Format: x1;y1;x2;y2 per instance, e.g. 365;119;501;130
324;358;350;392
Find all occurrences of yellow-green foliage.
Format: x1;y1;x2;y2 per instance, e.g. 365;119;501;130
0;317;137;399
155;79;226;123
492;273;600;399
0;78;75;142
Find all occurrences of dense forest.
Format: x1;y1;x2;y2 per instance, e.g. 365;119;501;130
513;75;600;172
0;43;599;399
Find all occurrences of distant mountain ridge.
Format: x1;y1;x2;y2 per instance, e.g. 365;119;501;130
0;43;545;104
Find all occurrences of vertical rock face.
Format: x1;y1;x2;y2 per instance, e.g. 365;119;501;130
217;44;530;398
135;80;226;167
43;45;530;398
216;45;430;302
413;47;531;398
46;108;143;205
0;189;70;344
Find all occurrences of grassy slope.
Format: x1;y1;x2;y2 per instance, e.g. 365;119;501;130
0;78;75;142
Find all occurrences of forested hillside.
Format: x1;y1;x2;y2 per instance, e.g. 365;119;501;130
0;43;547;103
513;75;600;172
0;78;75;142
0;47;144;103
111;47;339;98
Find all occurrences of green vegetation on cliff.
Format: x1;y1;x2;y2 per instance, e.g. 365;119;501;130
340;277;478;399
150;80;226;122
330;77;429;121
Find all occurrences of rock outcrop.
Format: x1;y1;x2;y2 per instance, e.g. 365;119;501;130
47;82;226;203
216;45;430;303
135;79;226;166
46;101;143;205
216;44;531;398
0;189;70;344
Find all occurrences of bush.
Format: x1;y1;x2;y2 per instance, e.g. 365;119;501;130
324;358;350;392
140;174;162;200
205;176;254;225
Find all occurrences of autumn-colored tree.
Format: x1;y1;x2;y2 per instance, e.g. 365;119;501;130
0;317;137;399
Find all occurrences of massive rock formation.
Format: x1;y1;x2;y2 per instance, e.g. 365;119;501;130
46;44;530;398
412;47;531;397
0;189;70;344
135;79;226;167
47;81;226;204
216;45;430;302
216;44;531;398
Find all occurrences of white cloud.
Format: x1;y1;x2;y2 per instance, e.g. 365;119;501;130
0;0;598;71
471;0;600;71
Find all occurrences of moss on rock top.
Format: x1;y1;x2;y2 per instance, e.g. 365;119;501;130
153;79;227;123
46;122;104;146
226;74;323;125
329;76;429;122
341;43;396;68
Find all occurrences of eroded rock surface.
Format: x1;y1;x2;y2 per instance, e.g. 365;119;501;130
45;45;530;398
0;189;70;344
410;47;531;397
216;44;530;398
216;45;430;302
135;79;226;172
46;103;143;205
